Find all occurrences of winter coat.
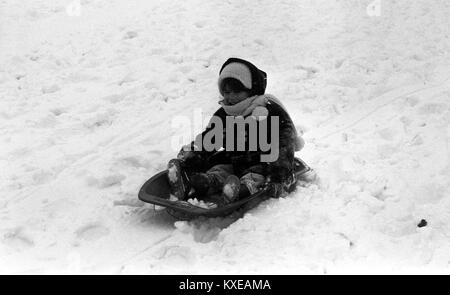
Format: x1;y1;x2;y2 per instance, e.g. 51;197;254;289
179;95;298;184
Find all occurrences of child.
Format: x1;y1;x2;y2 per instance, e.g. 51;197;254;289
168;58;303;205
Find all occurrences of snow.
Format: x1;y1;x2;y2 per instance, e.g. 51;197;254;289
186;198;217;209
1;0;450;274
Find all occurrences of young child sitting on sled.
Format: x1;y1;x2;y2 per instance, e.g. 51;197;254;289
168;57;303;205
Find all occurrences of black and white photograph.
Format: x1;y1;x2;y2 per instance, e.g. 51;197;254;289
1;0;449;276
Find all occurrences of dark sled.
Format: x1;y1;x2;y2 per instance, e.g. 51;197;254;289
138;156;313;220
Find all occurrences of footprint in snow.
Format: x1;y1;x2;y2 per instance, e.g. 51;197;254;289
417;103;447;115
377;144;397;159
75;224;110;242
49;108;67;116
119;156;151;169
404;96;419;107
9;147;31;158
377;128;397;141
153;245;196;266
123;31;138;39
113;198;144;208
2;227;35;250
86;174;126;188
82;114;113;130
41;84;60;94
409;134;424;146
194;20;207;28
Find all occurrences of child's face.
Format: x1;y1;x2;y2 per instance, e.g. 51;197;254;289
222;84;250;105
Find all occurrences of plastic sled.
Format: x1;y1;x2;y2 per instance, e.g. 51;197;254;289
138;156;313;220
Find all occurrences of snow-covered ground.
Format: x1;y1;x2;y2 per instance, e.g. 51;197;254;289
1;0;449;274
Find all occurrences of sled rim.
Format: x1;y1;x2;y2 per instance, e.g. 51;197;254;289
138;157;311;218
138;170;270;214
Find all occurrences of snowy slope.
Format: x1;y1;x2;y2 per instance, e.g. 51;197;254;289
1;0;449;274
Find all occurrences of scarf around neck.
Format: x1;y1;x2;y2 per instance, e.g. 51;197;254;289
219;95;268;116
218;94;304;151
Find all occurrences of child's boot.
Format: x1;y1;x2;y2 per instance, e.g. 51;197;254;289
222;175;251;204
222;175;240;204
167;159;189;200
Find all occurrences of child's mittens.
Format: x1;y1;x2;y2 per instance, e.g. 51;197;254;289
177;150;195;161
177;148;204;168
177;144;199;164
251;106;268;121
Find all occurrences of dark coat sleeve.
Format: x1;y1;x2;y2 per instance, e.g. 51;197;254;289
264;102;296;183
177;108;226;167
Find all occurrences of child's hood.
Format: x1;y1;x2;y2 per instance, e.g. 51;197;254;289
218;58;267;96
